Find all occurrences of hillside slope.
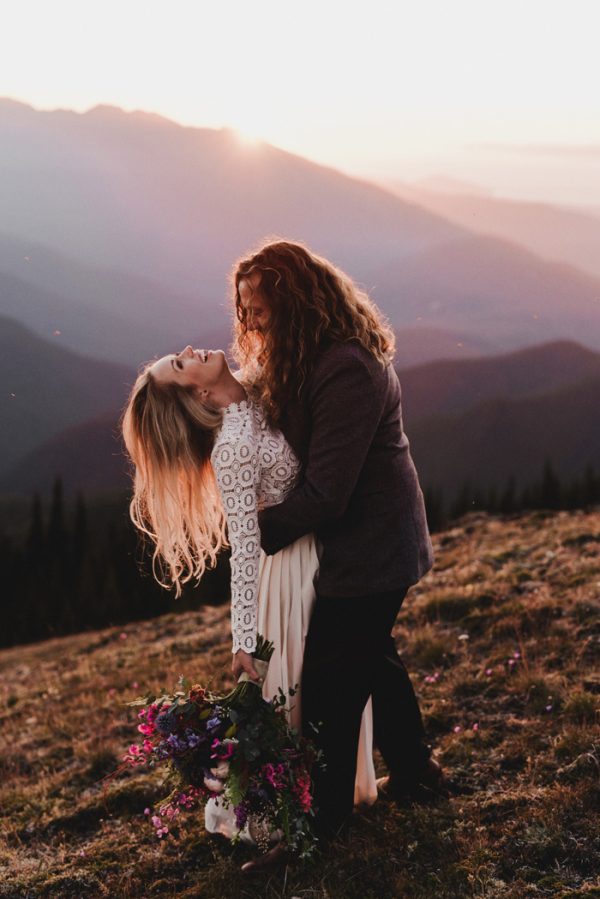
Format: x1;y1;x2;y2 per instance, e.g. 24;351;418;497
398;339;600;425
0;316;132;475
4;339;598;498
0;509;598;898
409;374;600;498
383;180;600;281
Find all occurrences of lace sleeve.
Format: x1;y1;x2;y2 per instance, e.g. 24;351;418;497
212;433;261;654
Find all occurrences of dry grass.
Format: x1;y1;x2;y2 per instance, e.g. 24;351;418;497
1;509;599;898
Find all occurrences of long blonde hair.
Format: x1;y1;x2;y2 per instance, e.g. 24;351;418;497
120;364;227;597
232;238;395;424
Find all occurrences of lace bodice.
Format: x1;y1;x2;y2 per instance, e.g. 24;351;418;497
210;399;301;653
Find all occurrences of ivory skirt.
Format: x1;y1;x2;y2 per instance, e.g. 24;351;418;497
204;533;377;839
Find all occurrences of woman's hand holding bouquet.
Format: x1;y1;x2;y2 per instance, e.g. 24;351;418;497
120;636;320;857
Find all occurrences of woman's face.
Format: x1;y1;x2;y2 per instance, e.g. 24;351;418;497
150;345;228;390
238;270;271;332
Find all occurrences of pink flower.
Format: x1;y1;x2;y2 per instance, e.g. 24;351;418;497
513;651;520;659
453;725;462;733
472;723;479;731
211;738;235;760
485;668;493;676
119;632;127;640
137;723;155;736
293;769;313;812
263;763;286;789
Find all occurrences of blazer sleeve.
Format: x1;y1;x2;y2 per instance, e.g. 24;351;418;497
258;347;387;554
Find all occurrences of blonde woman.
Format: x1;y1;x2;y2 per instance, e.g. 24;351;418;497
120;340;378;855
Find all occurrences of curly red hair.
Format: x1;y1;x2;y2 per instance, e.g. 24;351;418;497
230;238;395;424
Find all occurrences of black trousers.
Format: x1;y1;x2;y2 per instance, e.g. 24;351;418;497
301;586;432;837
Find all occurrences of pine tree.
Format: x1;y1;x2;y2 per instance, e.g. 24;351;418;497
500;475;517;514
45;476;69;633
450;480;473;520
540;459;561;510
583;465;600;506
26;492;44;565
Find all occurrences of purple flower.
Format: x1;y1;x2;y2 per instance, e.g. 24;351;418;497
234;802;249;829
154;713;173;735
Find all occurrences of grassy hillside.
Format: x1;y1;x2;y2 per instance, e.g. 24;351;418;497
1;509;599;898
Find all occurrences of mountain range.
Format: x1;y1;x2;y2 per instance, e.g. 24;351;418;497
383;177;600;281
2;97;600;501
1;97;599;366
0;315;131;473
2;320;598;500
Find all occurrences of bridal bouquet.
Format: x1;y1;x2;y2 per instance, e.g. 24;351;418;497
121;636;319;857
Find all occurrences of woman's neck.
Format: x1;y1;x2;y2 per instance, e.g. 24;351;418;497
213;373;247;409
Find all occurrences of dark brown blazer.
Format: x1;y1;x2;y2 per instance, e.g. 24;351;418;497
258;340;434;597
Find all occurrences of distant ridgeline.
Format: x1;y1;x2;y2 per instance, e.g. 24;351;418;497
0;465;599;649
423;460;600;532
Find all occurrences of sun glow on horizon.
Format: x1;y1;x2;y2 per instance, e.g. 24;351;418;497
230;126;265;148
2;0;600;204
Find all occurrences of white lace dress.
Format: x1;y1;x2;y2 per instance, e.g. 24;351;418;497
204;398;377;839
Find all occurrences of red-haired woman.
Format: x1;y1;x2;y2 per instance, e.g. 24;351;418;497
231;239;446;857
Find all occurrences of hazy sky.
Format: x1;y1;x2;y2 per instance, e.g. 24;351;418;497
2;0;599;205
